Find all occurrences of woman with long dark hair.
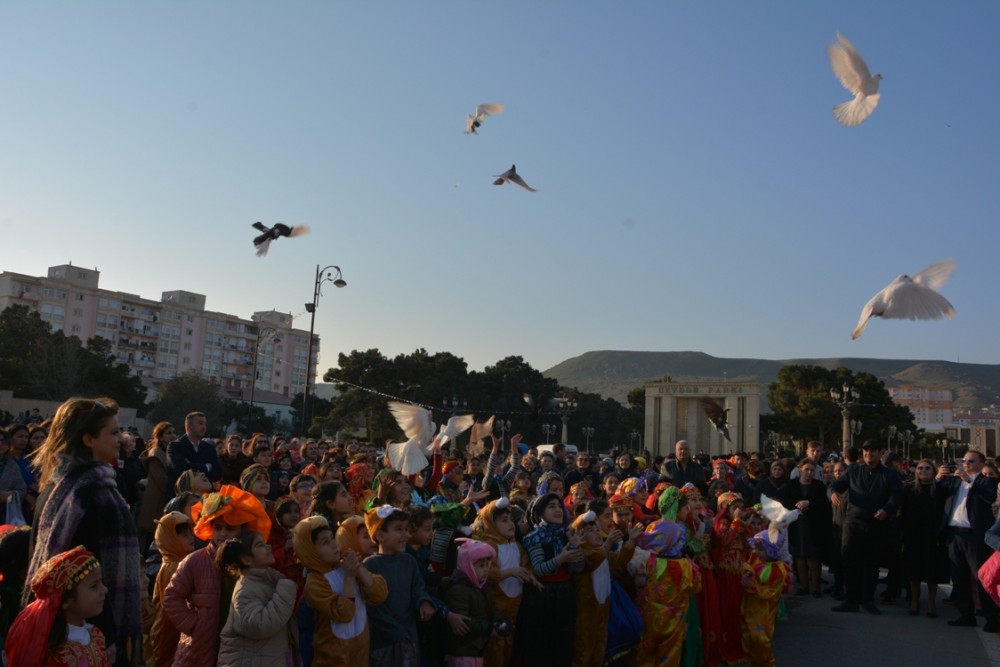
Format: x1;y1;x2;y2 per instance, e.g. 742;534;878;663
26;397;141;666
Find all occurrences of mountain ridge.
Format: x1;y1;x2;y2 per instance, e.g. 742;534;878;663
542;350;1000;409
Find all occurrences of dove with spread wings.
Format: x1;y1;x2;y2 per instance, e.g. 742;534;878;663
386;401;475;476
702;399;731;442
251;222;310;257
760;494;800;546
827;33;882;127
851;259;956;340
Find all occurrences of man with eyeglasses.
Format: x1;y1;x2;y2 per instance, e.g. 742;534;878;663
936;449;1000;632
829;439;903;615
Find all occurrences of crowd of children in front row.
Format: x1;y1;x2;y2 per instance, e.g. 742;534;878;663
0;446;798;667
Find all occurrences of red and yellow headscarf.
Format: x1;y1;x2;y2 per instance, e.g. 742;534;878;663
193;484;272;542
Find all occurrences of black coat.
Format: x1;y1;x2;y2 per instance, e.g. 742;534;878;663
900;481;949;583
782;480;832;560
936;473;999;534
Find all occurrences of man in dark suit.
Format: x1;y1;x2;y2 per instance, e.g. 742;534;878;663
660;440;707;489
166;411;223;492
829;439;903;615
937;449;1000;632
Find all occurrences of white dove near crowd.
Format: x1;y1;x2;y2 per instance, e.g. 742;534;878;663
851;259;956;340
465;103;504;134
760;494;800;546
386;401;475;475
827;33;882;126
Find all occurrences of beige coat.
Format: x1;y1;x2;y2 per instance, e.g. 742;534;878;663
218;567;299;667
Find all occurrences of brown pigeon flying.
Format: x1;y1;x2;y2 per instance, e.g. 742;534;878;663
252;221;310;257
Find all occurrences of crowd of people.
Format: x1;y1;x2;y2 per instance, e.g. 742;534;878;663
3;399;1000;667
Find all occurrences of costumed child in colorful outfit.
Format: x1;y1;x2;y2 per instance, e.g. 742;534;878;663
710;491;753;665
294;514;388;667
162;484;271;667
5;545;108;667
442;538;504;667
633;519;701;667
217;531;300;667
741;528;794;667
570;509;636;667
679;484;722;667
473;497;539;667
147;512;195;667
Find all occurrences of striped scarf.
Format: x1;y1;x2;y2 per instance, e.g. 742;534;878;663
26;458;142;665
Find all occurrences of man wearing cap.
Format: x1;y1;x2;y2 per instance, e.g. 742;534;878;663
936;449;1000;632
829;439;903;615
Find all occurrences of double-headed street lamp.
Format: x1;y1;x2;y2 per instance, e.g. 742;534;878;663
249;326;280;429
557;398;578;444
302;265;346;434
629;428;642;454
831;383;861;455
494;419;512;446
581;427;595;454
541;424;557;444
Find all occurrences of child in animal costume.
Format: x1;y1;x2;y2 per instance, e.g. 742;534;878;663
294;514;388;667
162;484;271;667
472;497;540;667
5;546;108;667
633;519;701;667
570;510;636;667
147;512;195;667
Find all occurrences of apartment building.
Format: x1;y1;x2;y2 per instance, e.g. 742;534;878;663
0;263;318;399
887;385;953;430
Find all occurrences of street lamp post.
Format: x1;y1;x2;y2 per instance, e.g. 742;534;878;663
542;424;556;444
885;425;897;451
495;419;512;447
442;395;468;417
557;398;578;444
302;264;346;435
248;326;279;430
831;384;861;456
899;429;914;460
581;427;595;454
629;428;642;455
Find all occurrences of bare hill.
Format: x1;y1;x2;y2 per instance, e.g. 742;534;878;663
543;350;1000;409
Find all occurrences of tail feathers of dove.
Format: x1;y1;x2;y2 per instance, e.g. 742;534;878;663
851;259;956;340
827;33;882;127
387;437;431;476
465;103;504;134
760;494;800;545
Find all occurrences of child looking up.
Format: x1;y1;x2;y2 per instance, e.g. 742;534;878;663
162;485;271;667
268;497;303;585
5;545;109;667
294;515;388;667
363;506;436;667
217;532;298;667
240;464;273;514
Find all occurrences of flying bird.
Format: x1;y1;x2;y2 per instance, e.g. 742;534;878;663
523;393;558;419
465;103;504;134
493;165;536;192
827;33;882;126
251;222;310;257
760;494;800;545
851;259;957;340
701;399;731;442
386;401;436;476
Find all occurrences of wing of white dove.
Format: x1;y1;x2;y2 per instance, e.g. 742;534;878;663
506;170;537;192
439;414;476;441
475;103;504;119
828;34;871;94
880;280;956;321
911;259;956;291
388;401;435;447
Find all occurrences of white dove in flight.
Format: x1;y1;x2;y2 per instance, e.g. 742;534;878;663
827;33;882;126
386;401;436;476
465;103;504;134
760;494;800;545
438;414;476;450
493;164;537;192
851;259;956;340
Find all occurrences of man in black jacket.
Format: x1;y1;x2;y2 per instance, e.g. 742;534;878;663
166;411;222;492
937;449;1000;632
660;440;707;490
829;439;903;615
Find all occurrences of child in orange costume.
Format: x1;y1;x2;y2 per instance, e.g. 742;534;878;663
741;529;792;667
570;510;637;667
710;492;753;665
633;519;700;667
5;546;109;667
294;515;388;667
147;511;195;667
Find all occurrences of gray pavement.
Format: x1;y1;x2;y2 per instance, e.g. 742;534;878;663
772;585;999;666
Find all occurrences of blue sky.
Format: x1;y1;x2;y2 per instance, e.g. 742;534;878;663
2;2;998;377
